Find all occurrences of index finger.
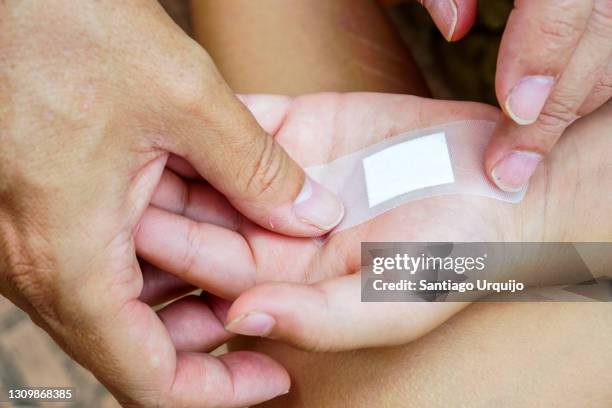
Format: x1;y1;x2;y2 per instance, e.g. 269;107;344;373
495;0;592;126
487;0;612;192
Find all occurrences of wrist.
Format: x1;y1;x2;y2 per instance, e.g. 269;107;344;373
541;104;612;241
514;104;612;243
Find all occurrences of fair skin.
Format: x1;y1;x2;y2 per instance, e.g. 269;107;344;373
0;0;344;406
136;94;503;348
391;0;612;193
183;2;611;406
1;0;609;406
247;301;612;407
196;0;612;192
138;93;612;352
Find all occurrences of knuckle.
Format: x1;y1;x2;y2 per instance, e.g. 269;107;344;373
180;221;201;278
292;287;333;352
166;72;207;115
538;14;584;44
296;333;327;352
580;78;612;115
579;65;612;115
0;225;59;320
594;75;612;96
534;0;589;49
163;52;221;116
588;1;612;39
242;136;286;200
282;316;327;352
8;264;56;317
536;97;577;137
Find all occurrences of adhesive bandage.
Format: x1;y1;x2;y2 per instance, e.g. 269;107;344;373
304;120;526;235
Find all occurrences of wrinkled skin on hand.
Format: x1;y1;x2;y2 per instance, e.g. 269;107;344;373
386;0;612;191
0;1;329;406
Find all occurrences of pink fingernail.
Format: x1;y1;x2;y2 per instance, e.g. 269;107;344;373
225;312;275;337
424;0;458;41
491;151;542;192
293;176;344;231
505;76;555;125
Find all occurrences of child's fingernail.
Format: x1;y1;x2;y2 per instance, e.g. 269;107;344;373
293;176;344;231
424;0;458;41
505;75;555;125
225;312;275;337
491;151;543;192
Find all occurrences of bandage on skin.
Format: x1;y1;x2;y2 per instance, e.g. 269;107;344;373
305;120;527;235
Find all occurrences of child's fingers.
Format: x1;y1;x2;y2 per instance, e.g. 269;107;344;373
139;261;194;305
136;206;256;299
158;294;233;352
225;274;468;351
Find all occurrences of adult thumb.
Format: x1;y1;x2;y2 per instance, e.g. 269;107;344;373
168;79;343;237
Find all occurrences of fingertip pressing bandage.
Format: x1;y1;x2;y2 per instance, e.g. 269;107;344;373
305;120;527;235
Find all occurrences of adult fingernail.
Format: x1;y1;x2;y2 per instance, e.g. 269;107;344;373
491;151;542;192
293;176;344;231
225;312;275;337
423;0;458;41
505;75;555;125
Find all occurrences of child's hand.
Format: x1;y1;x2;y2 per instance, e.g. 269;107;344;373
136;93;517;351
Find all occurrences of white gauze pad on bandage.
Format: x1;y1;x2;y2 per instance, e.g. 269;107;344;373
304;119;526;235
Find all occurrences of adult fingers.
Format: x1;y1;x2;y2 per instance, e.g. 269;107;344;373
495;0;592;126
167;72;343;237
487;0;612;192
224;274;467;351
58;290;289;406
418;0;478;42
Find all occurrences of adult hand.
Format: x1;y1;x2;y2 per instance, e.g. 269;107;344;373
486;0;611;192
409;1;611;191
381;0;477;41
0;1;342;406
